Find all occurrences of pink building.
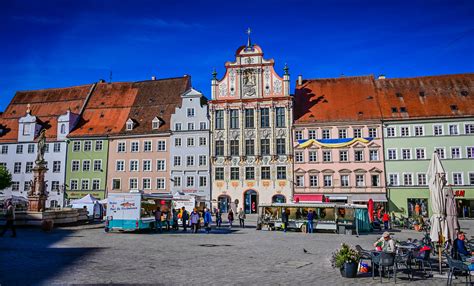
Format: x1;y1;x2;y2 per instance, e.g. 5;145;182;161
107;76;190;194
293;76;387;205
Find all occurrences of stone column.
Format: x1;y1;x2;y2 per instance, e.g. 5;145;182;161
28;163;48;212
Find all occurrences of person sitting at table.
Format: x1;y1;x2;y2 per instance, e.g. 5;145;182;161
453;231;474;260
373;232;396;253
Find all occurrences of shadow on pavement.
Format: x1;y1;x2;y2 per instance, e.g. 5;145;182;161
0;227;103;286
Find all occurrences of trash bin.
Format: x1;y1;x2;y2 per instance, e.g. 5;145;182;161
338;225;345;234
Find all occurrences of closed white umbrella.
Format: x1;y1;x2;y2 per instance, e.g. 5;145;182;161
445;187;460;242
428;152;448;242
427;151;448;274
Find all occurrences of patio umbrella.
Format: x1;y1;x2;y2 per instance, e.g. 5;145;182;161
367;199;374;223
427;152;448;243
427;151;448;274
445;187;460;242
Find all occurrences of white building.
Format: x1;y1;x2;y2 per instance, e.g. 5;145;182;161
170;88;211;204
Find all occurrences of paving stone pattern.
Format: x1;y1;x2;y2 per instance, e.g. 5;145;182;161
2;219;474;285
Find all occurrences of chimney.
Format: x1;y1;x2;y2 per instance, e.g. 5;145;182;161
378;74;386;80
151;76;156;80
297;75;303;86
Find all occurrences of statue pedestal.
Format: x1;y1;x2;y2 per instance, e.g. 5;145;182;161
28;162;49;212
28;195;48;212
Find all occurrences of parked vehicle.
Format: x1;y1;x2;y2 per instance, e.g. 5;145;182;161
105;191;173;232
256;203;371;235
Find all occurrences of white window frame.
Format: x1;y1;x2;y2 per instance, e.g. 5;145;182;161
369;149;379;161
309;175;318;187
388;173;399;186
92;179;101;190
308;151;318;162
156;177;166;190
448;124;459;135
82;160;91;172
142;159;152;172
295;151;304;163
157;140;166;151
469;172;474;185
72;141;81;152
187;108;195;117
467;146;474;159
415;148;426;160
112;178;121;190
117;141;126;153
81;179;90;190
83;140;92;152
70;179;79;190
434;147;446;159
353;128;362;138
295;130;303;141
71;160;80;172
93;159;102;172
451;146;462;159
95;140;103;151
400;126;410;137
142;177;152;190
143;140;152;152
130;141;139;153
414;125;424;136
156;159;166;171
387;148;397;160
368;127;377;138
129;178;138;190
433;124;443;136
452;172;463;186
403;173;413;186
116;160;125;172
417;173;427;186
129;160;139;172
386;127;396;137
401;148;412;160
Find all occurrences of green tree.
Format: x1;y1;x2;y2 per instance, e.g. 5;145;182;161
0;166;12;190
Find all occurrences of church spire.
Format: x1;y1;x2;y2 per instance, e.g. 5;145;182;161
246;27;252;48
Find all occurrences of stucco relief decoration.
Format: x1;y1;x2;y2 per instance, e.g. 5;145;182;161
277;129;285;137
245;130;254;138
262;181;270;187
229;69;236;96
216;157;224;164
232;131;239;139
216;182;224;188
232;158;239;165
273;78;282;94
219;82;227;97
231;181;239;188
216;131;224;140
247;182;255;187
261;129;269;138
278;181;286;187
264;67;271;95
242;69;256;97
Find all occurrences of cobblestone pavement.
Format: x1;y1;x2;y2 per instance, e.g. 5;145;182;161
2;220;474;285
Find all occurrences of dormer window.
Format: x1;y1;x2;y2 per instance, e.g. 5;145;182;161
152;117;162;130
60;124;66;134
187;108;195;117
23;123;32;135
126;119;135;131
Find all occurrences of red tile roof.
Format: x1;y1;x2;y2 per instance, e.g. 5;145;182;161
294;75;381;123
375;74;474;119
0;84;94;142
295;73;474;124
69;76;191;137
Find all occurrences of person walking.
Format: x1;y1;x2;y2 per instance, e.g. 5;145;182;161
382;212;390;230
190;208;200;233
282;208;289;233
154;207;162;233
0;201;16;237
228;209;234;228
215;208;222;227
181;207;189;232
238;208;246;228
307;209;315;233
172;208;179;230
204;208;212;234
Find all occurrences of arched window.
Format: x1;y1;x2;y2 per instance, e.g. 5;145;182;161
60;124;66;134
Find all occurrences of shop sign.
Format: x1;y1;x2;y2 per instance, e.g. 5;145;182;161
454;190;465;197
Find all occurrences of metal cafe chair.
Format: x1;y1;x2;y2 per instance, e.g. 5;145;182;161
445;251;471;286
371;251;397;283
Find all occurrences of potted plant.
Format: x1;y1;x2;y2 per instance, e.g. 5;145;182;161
331;243;360;278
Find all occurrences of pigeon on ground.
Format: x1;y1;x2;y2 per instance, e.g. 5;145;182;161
303;248;308;253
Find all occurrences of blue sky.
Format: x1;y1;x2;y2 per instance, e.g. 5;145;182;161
1;0;473;111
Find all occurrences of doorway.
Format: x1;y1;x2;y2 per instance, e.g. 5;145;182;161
244;190;258;214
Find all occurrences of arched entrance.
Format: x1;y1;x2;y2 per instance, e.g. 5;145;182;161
244;190;258;214
272;195;286;203
217;195;231;213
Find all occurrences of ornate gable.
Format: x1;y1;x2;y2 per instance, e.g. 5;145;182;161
211;29;290;100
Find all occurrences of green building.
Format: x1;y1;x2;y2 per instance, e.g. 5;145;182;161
65;138;109;200
375;74;474;217
384;118;474;217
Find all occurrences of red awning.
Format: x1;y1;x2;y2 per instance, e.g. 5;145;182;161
293;194;325;203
